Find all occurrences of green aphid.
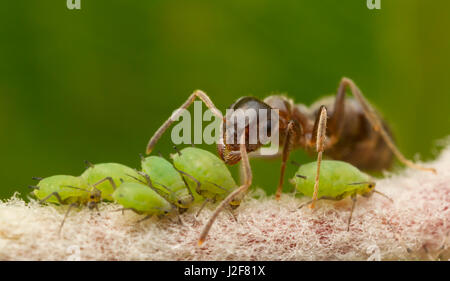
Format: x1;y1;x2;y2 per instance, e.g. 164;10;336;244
30;175;115;233
33;175;92;205
141;155;194;211
81;162;144;201
171;147;240;211
112;181;174;220
292;160;391;230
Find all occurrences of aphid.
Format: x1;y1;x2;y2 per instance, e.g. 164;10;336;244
30;175;115;233
141;154;195;212
111;181;174;222
81;162;145;201
292;160;391;230
144;78;435;244
170;147;241;215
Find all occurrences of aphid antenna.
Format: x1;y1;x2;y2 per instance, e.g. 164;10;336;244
28;185;39;190
157;151;163;158
31;177;43;181
175;168;200;197
62;185;90;193
139;153;145;162
347;181;372;185
291;161;302;167
119;178;125;184
373;190;394;203
173;145;182;156
126;172;147;185
205;181;228;192
177;170;195;200
84;160;95;169
296;174;307;179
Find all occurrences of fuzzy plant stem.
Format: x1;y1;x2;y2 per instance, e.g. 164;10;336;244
0;147;449;260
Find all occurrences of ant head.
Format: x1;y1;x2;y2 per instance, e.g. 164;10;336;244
87;188;102;209
218;97;277;164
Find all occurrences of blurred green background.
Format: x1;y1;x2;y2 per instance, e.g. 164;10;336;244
1;0;449;200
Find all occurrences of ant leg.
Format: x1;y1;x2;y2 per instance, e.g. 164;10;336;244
310;106;327;209
347;195;357;231
275;120;298;200
59;203;79;235
198;133;253;245
146;90;223;154
333;77;436;173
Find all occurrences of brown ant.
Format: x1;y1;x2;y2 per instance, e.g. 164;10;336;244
145;77;436;245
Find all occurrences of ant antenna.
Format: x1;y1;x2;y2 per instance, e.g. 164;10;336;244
173;145;182;156
139;153;145;162
157;151;163;158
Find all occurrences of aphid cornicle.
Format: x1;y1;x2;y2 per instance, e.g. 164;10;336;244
81;162;144;201
292;160;391;230
170;147;241;210
111;181;174;220
141;155;195;211
31;175;116;232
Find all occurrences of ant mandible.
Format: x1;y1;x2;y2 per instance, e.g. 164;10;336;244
145;77;436;245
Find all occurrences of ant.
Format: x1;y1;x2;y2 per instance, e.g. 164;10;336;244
145;77;436;245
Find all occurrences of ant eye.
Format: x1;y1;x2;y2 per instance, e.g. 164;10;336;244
177;200;182;204
90;195;95;199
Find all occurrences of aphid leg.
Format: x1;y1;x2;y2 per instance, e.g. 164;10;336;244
195;198;210;218
275;120;298;200
347;195;357;231
110;207;134;215
226;205;238;222
39;192;64;205
137;215;152;223
174;208;184;225
92;176;117;191
59;203;79;235
146;90;223;154
298;199;314;209
333;77;436;174
198;132;252;246
310;106;328;209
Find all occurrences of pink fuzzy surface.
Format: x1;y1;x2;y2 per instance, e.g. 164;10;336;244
0;148;449;260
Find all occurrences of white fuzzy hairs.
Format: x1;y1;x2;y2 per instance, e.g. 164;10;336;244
0;146;449;260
